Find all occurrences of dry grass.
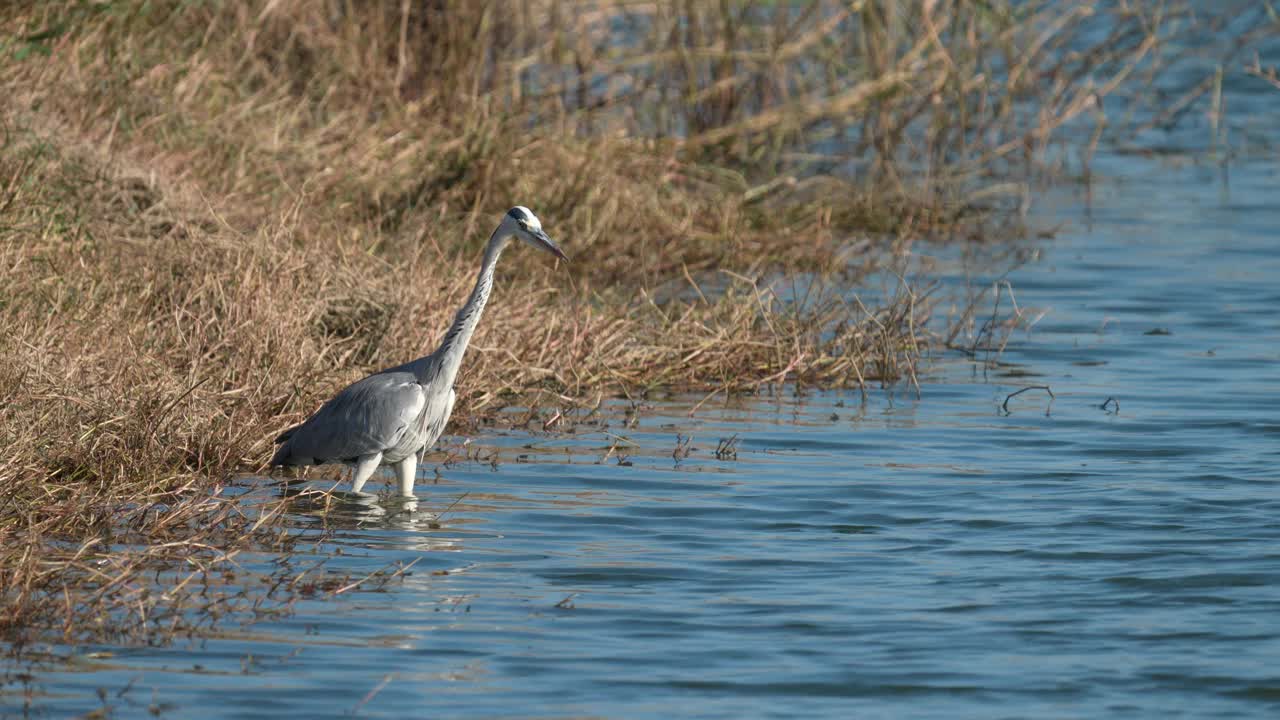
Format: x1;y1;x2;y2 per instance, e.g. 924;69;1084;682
0;0;1271;649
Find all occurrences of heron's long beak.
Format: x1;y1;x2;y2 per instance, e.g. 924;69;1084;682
535;229;569;263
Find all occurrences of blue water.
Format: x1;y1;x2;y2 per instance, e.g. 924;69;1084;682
5;151;1276;718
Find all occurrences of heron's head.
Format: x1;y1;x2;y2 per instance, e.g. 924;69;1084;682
502;206;567;262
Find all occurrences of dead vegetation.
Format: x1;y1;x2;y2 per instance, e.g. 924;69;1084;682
0;0;1272;649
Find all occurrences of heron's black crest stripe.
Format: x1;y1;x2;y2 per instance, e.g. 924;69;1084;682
506;207;528;222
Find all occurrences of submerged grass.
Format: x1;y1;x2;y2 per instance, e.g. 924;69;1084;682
0;0;1272;649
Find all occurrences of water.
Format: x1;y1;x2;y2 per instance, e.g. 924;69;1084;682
6;152;1276;718
9;72;1280;720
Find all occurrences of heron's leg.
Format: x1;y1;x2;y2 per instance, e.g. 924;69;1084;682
394;454;417;497
349;452;383;494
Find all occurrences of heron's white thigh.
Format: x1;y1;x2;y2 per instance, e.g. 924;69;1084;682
350;452;383;494
395;454;417;497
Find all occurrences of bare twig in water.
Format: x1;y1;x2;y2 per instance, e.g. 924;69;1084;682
351;674;396;715
1001;385;1055;416
435;492;471;522
555;593;578;610
330;557;421;597
599;439;620;465
673;434;693;463
1100;397;1120;413
1245;54;1280;90
688;387;724;417
715;434;740;461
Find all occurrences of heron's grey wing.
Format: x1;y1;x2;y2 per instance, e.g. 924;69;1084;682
273;371;426;465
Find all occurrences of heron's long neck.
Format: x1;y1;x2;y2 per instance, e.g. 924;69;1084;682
430;230;509;386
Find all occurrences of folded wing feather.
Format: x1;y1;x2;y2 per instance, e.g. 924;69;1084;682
271;371;427;465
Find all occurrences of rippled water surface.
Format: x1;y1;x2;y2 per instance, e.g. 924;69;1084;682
10;155;1276;719
8;140;1280;720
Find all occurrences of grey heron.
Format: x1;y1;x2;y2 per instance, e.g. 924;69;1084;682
271;206;566;497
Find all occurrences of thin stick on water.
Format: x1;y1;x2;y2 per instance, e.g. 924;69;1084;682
1001;385;1055;416
434;492;471;521
331;557;421;597
351;674;396;715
